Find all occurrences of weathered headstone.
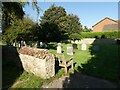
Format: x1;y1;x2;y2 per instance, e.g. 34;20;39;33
40;42;43;47
13;42;16;47
81;43;87;50
35;43;37;48
72;44;78;49
18;43;21;47
21;41;26;46
23;41;26;46
67;46;73;55
58;43;61;47
57;43;61;53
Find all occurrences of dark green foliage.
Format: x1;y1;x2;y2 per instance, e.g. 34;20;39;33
2;2;25;31
40;22;61;42
69;33;81;41
2;2;40;45
40;5;82;41
81;31;120;39
40;5;67;41
2;17;37;45
2;2;39;32
82;26;92;32
65;14;82;35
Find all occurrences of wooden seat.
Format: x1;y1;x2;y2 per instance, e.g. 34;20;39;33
55;53;75;74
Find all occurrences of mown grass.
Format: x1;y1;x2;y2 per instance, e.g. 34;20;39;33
12;71;44;88
10;69;65;88
48;42;119;84
3;42;119;88
80;44;119;83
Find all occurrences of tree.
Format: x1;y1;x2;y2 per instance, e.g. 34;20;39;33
2;2;25;32
65;14;82;35
69;33;81;41
2;1;40;32
83;26;92;32
2;1;40;45
2;17;37;45
40;5;82;41
40;4;67;41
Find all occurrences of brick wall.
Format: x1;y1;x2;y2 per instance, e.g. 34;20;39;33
93;18;118;32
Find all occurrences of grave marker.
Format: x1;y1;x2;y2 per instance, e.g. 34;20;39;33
81;43;87;50
72;44;78;49
67;46;73;55
57;43;62;53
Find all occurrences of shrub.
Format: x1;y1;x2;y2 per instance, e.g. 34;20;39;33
69;33;81;41
81;31;120;39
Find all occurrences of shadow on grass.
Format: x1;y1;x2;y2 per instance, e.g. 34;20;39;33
2;45;23;89
62;39;119;88
81;39;119;83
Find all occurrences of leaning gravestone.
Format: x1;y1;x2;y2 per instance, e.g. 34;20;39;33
81;43;87;50
57;43;61;53
13;42;16;47
67;46;73;55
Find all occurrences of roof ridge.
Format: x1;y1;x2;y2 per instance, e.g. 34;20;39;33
92;17;118;27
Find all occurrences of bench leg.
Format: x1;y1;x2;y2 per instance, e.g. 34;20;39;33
71;60;74;69
71;63;73;69
64;66;67;74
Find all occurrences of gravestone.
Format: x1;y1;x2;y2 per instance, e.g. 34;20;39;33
72;44;78;49
40;42;43;47
35;43;37;48
67;46;73;55
13;43;16;47
57;43;62;53
23;41;26;46
81;43;87;50
18;43;21;47
21;41;26;46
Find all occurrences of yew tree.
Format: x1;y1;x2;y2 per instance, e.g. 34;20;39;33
40;4;82;41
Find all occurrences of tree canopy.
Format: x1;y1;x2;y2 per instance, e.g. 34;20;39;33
40;4;82;42
2;2;25;32
2;1;40;45
2;17;37;45
2;3;83;45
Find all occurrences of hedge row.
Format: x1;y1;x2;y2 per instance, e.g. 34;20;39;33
81;31;120;39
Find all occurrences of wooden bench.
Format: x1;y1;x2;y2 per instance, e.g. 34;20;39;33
55;53;75;74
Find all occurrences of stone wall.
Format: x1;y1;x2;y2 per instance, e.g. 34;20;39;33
71;38;96;44
19;47;55;79
71;38;117;44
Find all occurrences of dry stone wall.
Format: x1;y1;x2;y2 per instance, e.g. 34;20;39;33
19;47;55;79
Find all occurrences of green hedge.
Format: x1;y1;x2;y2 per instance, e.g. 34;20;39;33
81;31;120;39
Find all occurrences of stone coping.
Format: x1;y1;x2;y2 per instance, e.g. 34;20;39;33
19;47;54;60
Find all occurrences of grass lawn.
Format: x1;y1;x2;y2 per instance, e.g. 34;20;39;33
48;42;119;83
2;42;119;88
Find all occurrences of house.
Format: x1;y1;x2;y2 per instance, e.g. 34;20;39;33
92;17;119;32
